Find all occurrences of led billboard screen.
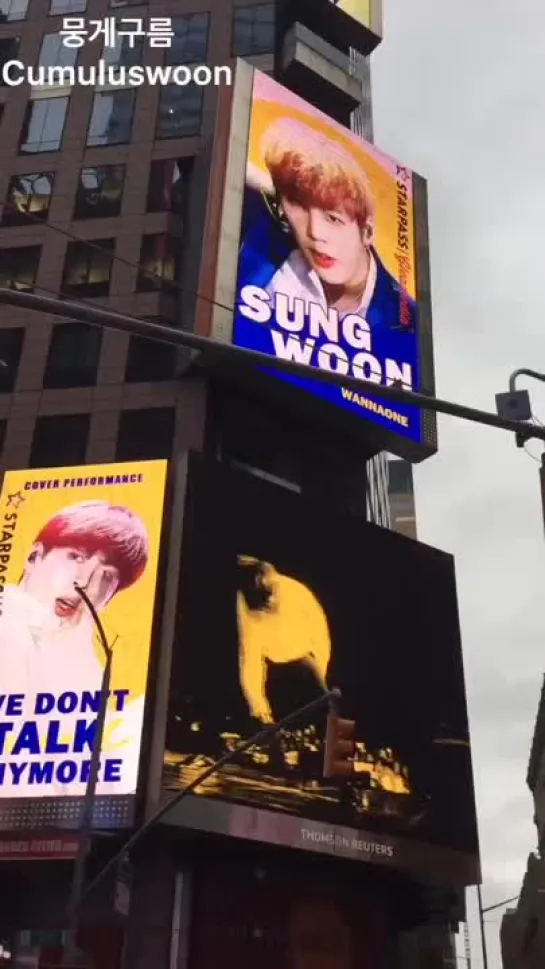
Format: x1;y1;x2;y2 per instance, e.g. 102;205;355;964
162;455;479;887
232;70;436;461
0;460;167;830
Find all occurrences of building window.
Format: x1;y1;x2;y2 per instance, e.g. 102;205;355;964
232;3;275;56
165;14;209;65
86;90;135;147
137;234;179;294
73;165;125;220
102;34;143;69
146;158;192;215
1;172;54;226
43;321;102;389
61;239;115;298
0;36;19;81
49;0;86;13
30;414;90;469
156;85;203;139
38;32;77;69
116;408;175;461
0;328;25;393
0;245;41;291
0;0;28;22
125;325;177;382
19;97;69;154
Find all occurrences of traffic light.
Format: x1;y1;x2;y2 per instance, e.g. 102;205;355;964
323;710;356;779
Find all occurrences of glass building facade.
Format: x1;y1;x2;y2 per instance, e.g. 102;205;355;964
0;3;389;531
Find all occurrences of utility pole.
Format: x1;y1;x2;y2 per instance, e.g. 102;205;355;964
477;889;519;969
62;584;113;967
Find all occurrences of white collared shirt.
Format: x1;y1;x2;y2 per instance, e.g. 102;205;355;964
0;585;143;799
266;249;378;319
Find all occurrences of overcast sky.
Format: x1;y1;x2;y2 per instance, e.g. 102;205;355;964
372;2;545;966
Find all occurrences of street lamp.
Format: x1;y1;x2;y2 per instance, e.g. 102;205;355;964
495;368;545;444
496;369;545;531
63;583;114;967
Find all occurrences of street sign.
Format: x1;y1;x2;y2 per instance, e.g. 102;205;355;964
0;837;78;862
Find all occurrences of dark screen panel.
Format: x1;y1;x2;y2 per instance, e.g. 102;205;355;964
163;454;479;886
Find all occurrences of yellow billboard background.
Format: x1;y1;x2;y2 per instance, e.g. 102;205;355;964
0;459;167;701
333;0;371;28
246;74;416;298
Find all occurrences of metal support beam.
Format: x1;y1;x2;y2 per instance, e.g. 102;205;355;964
79;689;339;910
1;287;544;443
509;369;545;394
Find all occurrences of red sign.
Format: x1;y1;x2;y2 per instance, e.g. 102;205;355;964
0;835;78;861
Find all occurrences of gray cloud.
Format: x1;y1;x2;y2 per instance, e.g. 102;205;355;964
372;2;545;966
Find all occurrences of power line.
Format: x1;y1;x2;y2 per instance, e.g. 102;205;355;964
0;201;186;339
0;192;235;320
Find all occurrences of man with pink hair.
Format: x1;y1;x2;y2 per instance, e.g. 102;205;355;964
16;499;148;628
0;500;149;799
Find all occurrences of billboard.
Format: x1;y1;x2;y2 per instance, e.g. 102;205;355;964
162;455;479;887
0;460;167;830
226;69;436;462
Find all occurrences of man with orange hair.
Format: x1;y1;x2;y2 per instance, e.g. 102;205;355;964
0;500;149;798
261;119;379;319
236;117;417;383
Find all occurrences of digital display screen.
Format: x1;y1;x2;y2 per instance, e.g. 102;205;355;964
0;460;167;830
232;70;434;456
162;455;479;887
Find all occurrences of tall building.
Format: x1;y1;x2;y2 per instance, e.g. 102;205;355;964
0;4;471;969
388;457;417;540
501;675;545;968
351;48;391;529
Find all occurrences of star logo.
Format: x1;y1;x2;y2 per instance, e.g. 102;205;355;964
6;491;25;509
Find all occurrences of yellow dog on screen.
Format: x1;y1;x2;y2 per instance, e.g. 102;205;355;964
236;555;331;723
